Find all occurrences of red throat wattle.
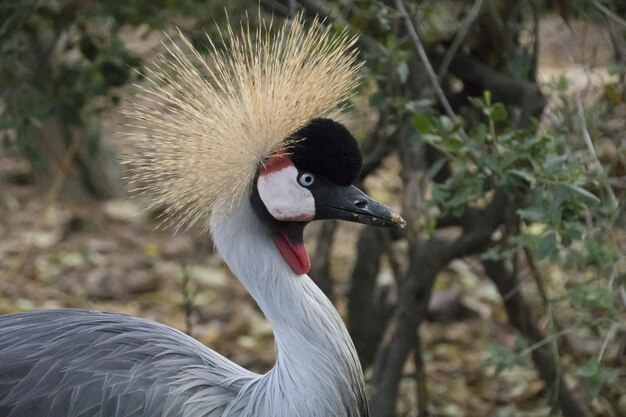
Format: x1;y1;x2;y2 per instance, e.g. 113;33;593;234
273;229;311;275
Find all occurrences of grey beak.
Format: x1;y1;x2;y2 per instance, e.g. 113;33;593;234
313;184;406;228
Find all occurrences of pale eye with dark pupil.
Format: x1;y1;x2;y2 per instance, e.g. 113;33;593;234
298;172;315;187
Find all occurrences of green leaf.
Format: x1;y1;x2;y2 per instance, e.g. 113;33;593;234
431;186;450;203
553;185;571;206
422;133;442;144
491;103;508;121
426;158;446;179
576;359;618;400
438;116;456;132
517;207;544;222
508;169;535;186
566;184;600;205
412;113;431;134
448;192;469;207
467;96;484;109
536;232;557;260
369;91;387;108
397;61;409;84
607;63;622;76
481;246;504;261
404;99;433;112
544;154;568;172
444;135;463;151
483;90;492;105
560;223;583;246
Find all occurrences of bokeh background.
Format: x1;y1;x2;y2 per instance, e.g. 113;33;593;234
1;1;625;416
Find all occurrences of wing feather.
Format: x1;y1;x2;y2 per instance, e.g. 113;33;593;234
0;309;258;417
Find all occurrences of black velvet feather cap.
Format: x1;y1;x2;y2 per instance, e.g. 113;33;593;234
288;118;363;185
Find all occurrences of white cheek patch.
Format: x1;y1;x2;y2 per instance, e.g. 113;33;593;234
258;165;316;222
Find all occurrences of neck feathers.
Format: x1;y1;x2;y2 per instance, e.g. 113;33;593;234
210;202;369;417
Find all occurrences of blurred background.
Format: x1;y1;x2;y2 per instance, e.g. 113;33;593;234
1;1;625;416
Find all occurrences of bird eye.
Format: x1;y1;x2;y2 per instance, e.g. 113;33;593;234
298;172;315;187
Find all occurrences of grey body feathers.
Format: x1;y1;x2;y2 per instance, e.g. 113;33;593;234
0;309;255;417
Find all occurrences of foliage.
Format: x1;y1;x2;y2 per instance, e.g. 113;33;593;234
0;0;247;162
344;2;625;412
416;85;624;403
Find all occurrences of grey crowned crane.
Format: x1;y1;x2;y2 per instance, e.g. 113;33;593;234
0;16;405;417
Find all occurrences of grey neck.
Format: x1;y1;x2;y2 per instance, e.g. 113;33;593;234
210;201;369;417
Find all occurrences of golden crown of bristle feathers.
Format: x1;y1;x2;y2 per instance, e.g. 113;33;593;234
123;15;361;231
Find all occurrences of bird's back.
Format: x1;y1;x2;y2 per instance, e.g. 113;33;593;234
0;309;257;417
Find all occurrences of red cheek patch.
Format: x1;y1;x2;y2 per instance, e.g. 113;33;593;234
260;153;292;175
273;229;311;275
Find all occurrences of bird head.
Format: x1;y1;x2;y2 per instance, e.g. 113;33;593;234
252;118;405;275
125;15;404;275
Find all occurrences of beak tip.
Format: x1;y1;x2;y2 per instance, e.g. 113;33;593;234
391;212;406;228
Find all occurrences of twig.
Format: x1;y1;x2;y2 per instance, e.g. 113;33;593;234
181;263;195;337
393;0;462;128
523;247;563;405
524;248;557;326
36;124;73;177
588;0;626;29
0;128;83;297
437;0;485;81
485;258;591;417
287;0;297;18
393;1;498;178
529;0;540;81
297;0;386;58
598;323;618;362
573;77;619;210
0;1;38;55
360;126;399;179
599;266;623;355
517;317;607;358
383;230;403;286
